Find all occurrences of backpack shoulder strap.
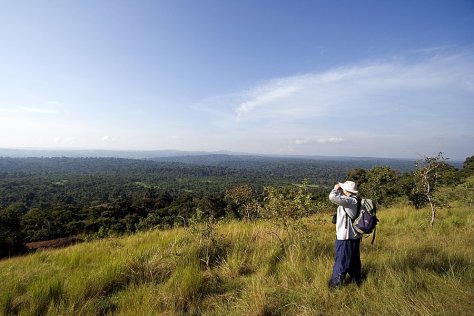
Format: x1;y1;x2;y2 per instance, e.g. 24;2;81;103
371;226;377;245
342;196;361;221
356;197;362;217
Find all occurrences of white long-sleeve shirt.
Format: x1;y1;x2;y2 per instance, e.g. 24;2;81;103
329;189;362;240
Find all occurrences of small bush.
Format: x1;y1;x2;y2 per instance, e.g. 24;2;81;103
187;215;230;269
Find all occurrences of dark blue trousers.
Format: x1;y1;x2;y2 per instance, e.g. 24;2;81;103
329;239;362;286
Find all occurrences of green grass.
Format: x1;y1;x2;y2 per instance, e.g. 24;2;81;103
1;206;473;315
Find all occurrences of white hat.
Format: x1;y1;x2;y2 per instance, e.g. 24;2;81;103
339;181;358;194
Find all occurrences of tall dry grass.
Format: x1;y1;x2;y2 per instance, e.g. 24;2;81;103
0;205;473;315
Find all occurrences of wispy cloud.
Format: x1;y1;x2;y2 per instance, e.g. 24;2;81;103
171;135;184;141
19;106;60;114
54;137;76;145
0;100;65;115
407;46;449;54
194;51;474;158
101;135;112;142
0;107;18;113
294;137;345;145
236;83;300;118
230;53;474;124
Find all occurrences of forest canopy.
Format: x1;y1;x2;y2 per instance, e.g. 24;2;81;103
0;155;471;258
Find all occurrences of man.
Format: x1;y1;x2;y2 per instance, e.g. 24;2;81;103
328;180;362;288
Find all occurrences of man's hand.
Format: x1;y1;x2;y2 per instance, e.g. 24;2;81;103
334;183;341;190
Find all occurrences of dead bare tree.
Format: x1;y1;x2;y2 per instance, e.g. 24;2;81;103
414;152;446;227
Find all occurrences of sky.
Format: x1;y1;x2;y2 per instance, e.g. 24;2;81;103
0;0;473;160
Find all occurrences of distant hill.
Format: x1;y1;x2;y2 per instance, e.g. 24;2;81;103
0;148;209;159
0;148;463;170
152;154;420;173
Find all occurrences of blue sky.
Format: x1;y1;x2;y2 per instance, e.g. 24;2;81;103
0;0;473;160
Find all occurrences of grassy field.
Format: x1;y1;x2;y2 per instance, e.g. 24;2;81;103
0;205;473;315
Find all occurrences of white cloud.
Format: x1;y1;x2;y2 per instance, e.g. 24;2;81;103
407;46;448;54
193;51;474;158
228;53;474;124
171;135;183;140
19;106;60;114
46;100;64;106
54;137;76;145
294;137;345;145
236;84;300;118
0;107;18;113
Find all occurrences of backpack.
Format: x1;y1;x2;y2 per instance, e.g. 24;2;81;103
351;198;379;244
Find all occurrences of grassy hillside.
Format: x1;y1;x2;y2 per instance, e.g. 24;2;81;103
0;206;473;315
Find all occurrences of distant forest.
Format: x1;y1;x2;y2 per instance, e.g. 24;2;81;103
0;155;419;210
0;155;471;258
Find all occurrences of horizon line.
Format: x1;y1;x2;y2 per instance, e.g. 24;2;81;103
0;146;457;162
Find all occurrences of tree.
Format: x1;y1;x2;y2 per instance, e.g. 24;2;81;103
168;192;196;223
436;162;461;186
359;166;400;206
399;173;426;209
461;155;474;177
224;184;260;220
347;168;367;186
21;208;51;242
193;195;227;219
0;204;26;257
262;181;313;222
456;176;474;207
413;152;447;227
261;179;315;247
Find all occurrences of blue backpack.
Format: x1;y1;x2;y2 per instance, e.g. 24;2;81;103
352;198;378;244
